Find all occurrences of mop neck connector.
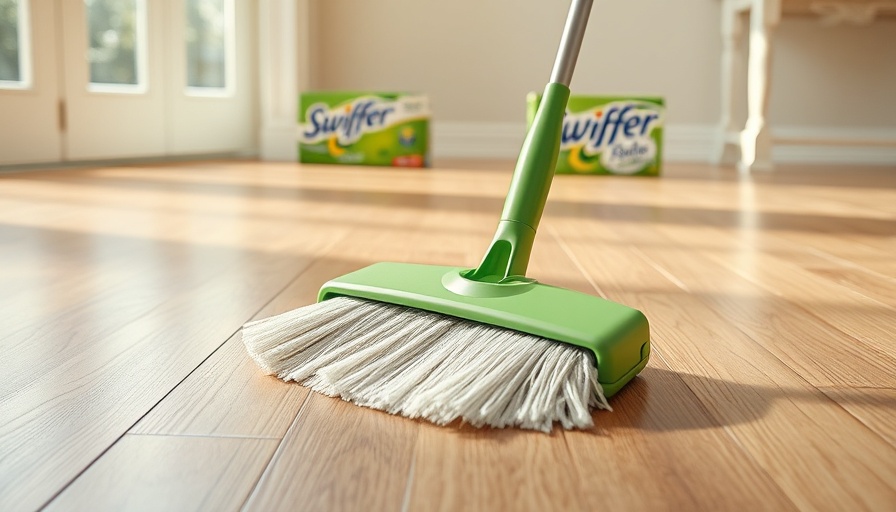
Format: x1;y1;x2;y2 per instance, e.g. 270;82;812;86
465;82;571;284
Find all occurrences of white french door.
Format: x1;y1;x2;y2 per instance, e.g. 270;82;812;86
163;0;254;155
0;0;62;165
0;0;254;166
61;0;166;160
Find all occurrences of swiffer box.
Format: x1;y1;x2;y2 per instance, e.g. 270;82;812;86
527;94;665;176
299;92;430;167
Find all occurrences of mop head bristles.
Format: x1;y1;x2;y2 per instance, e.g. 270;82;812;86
243;297;611;432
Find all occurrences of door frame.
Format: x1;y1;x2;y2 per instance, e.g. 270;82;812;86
257;0;310;161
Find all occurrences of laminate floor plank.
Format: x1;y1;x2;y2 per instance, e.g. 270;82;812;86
131;252;364;437
44;435;278;512
820;387;896;448
407;424;590;512
710;227;896;309
562;363;796;512
563;186;896;365
0;165;351;511
552;221;896;511
703;246;896;361
3;161;895;512
740;236;896;307
242;393;418;512
128;333;309;439
0;245;336;511
132;212;470;508
803;267;896;309
783;234;896;277
0;233;270;399
635;245;896;389
788;182;896;216
0;168;352;400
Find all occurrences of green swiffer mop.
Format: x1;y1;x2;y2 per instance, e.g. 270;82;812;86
243;0;649;432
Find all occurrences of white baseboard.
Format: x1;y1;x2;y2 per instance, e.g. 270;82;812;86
430;122;524;159
665;124;719;163
772;127;896;165
431;122;896;166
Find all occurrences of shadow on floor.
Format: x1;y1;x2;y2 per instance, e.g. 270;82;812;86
589;366;895;435
435;365;895;440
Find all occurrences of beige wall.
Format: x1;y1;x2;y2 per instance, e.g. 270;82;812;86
770;19;896;128
307;0;896;130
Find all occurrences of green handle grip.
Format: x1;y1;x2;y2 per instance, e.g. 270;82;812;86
467;82;570;282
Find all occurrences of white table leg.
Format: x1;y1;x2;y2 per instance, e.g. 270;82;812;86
739;0;780;172
716;0;745;165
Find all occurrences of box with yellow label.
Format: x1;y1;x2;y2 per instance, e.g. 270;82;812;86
527;93;664;176
299;92;430;167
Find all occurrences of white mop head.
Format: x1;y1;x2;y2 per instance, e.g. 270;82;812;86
242;297;611;432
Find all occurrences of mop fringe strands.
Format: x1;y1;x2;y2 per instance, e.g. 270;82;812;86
244;0;650;432
244;297;610;433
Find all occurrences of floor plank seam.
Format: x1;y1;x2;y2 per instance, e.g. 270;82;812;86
398;446;417;512
794;189;896;222
712;226;896;314
239;390;314;511
617;255;823;509
802;245;896;284
126;432;281;441
33;263;316;510
763;286;894;357
126;256;324;437
631;246;692;292
31;415;138;510
648;343;747;435
640;204;894;316
544;224;607;298
816;390;896;450
697;246;896;360
559;425;592;503
550;220;799;500
819;386;896;391
609;343;801;510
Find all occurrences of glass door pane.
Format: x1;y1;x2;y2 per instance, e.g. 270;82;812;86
63;0;165;159
185;0;233;95
0;0;31;88
85;0;147;92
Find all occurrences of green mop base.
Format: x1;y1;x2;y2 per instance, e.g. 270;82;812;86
319;262;650;398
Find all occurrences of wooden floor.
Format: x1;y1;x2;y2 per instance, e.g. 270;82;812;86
1;159;895;511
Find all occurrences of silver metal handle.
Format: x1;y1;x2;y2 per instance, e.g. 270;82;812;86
550;0;594;86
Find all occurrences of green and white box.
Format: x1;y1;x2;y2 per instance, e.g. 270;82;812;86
527;94;665;176
299;92;430;167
